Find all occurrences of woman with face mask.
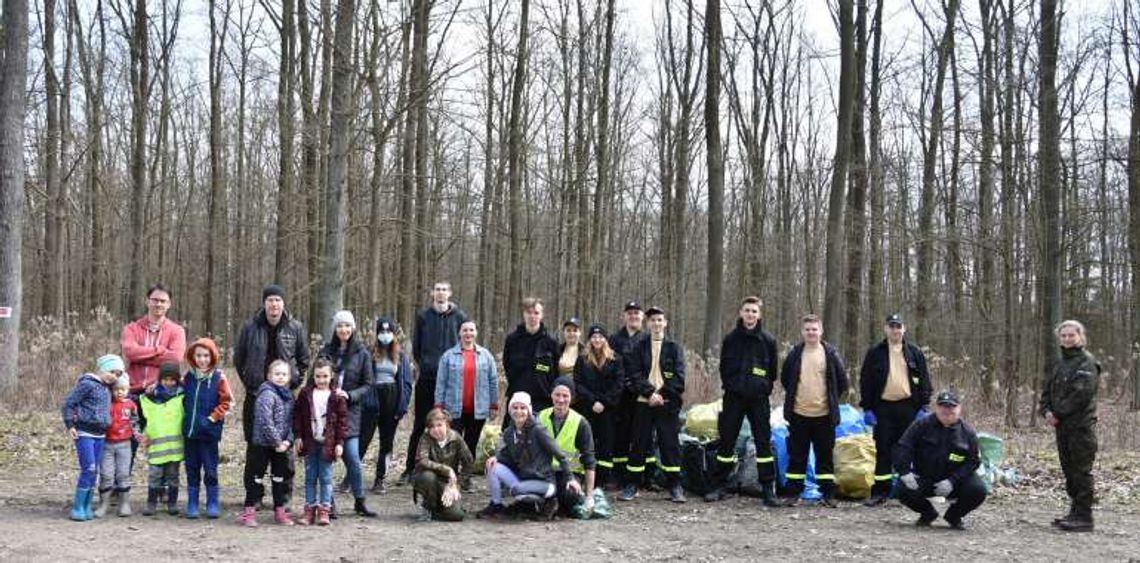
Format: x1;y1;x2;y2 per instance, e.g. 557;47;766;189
363;317;414;494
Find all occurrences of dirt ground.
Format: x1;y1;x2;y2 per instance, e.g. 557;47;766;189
3;413;1139;562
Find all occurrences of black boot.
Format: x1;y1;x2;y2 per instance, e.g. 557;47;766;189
371;475;386;495
166;486;180;515
354;496;377;517
760;481;779;507
142;488;160;516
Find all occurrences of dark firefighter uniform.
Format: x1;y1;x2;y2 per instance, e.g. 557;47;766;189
1039;345;1100;531
621;321;685;500
893;391;986;529
706;318;779;504
859;323;932;501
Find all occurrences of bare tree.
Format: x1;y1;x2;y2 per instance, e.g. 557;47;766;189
703;0;723;355
41;0;65;317
823;0;856;326
1126;0;1140;409
506;0;532;310
0;0;31;391
206;0;231;336
1037;0;1062;391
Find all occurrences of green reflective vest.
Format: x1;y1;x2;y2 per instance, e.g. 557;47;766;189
538;407;583;474
141;393;185;465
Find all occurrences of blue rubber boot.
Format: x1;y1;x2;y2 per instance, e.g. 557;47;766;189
185;486;200;519
70;487;91;521
205;486;220;519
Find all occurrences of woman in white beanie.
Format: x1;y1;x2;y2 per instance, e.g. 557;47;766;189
477;392;580;520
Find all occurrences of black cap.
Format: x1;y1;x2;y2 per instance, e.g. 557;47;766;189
563;317;582;328
885;313;904;326
552;375;575;396
935;390;960;406
623;300;642;312
375;316;398;334
159;361;181;381
263;284;286;301
587;323;607;338
645;306;666;317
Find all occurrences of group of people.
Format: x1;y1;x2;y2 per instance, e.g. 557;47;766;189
60;281;1101;532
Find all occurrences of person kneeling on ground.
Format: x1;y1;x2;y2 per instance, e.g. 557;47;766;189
478;392;580;520
413;408;474;521
893;390;986;530
538;376;596;516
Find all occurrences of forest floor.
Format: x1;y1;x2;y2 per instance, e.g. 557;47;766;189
3;410;1139;562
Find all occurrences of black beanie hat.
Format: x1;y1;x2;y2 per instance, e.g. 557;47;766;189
262;284;286;301
552;375;575;397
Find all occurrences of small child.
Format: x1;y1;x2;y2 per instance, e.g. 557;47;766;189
239;359;296;527
413;408;473;522
61;354;122;521
140;362;185;516
96;375;141;517
293;358;347;526
182;337;233;519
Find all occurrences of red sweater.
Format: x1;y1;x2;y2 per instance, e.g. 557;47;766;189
121;317;187;393
106;397;140;443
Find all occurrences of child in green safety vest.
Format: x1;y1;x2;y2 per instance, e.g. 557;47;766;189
140;362;185;516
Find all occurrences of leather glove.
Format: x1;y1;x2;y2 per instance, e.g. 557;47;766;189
863;410;877;426
933;479;953;497
899;472;919;491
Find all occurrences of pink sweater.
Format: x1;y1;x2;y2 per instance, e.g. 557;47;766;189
120;316;186;393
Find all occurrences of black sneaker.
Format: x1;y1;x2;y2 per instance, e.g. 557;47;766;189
703;488;724;503
915;512;937;527
1057;518;1093;532
669;486;687;504
863;493;888;507
944;514;965;530
617;485;638;502
476;502;506;520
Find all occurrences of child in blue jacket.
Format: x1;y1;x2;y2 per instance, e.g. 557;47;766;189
62;354;123;521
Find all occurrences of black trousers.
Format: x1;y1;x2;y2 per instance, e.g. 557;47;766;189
714;393;776;484
897;473;987;520
403;377;437;474
1057;421;1097;520
785;413;835;497
627;404;681;487
360;384;400;481
452;413;485;462
584;409;615;485
872;399;917;495
611;394;638;475
243;445;294;508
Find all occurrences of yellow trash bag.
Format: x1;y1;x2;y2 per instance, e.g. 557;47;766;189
834;433;876;499
684;399;722;441
474;423;503;474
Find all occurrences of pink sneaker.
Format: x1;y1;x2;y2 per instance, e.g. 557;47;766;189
237;506;258;527
273;506;294;526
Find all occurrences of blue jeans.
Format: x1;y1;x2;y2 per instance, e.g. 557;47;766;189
342;437;364;498
487;463;554;504
304;450;334;506
75;436;105;489
185;438;220;488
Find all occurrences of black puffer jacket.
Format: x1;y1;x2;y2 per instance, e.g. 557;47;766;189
234;309;310;391
318;336;372;437
503;323;560;409
574;355;624;411
719;319;778;401
1039;346;1100;426
893;414;980;484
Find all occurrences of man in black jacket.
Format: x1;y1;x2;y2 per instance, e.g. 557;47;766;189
705;296;779;506
234;284;310;443
618;306;686;503
401;281;467;484
779;314;848;507
503;297;560;417
607;300;644;484
859;313;932;505
893;390;986;529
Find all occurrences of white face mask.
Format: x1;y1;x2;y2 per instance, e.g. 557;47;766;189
377;332;394;345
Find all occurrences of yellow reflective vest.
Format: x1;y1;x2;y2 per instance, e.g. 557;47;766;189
141;393;185;465
538;407;583;474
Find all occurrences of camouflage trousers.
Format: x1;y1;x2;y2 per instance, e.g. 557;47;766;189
1056;421;1097;520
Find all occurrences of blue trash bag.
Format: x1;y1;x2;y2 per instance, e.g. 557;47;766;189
835;404;867;438
771;425;822;500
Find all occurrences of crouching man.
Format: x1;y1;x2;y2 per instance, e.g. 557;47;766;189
893;390;987;530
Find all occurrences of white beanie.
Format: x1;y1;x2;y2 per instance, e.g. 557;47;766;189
331;310;356;335
509;391;532;412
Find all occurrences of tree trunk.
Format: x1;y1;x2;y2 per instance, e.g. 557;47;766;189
843;0;870;365
977;0;998;403
506;0;531;310
273;0;297;294
1037;0;1063;404
206;0;228;337
411;0;432;323
126;0;149;314
315;0;356;337
703;0;723;356
823;0;856;326
1128;24;1140;409
0;0;30;391
866;0;885;349
42;0;64;317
